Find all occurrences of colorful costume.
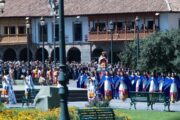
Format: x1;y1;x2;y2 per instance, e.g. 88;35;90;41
115;75;128;101
135;75;142;92
87;76;97;101
99;73;113;101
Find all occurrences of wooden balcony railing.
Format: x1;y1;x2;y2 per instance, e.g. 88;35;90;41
88;30;154;42
0;34;31;45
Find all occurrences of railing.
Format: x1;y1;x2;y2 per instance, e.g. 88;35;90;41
0;34;31;45
88;29;154;42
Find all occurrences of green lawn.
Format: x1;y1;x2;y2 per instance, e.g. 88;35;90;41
116;109;180;120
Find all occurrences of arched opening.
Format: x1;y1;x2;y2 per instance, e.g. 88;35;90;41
67;47;81;63
51;47;60;62
35;48;48;61
92;48;103;62
3;48;16;61
19;48;33;61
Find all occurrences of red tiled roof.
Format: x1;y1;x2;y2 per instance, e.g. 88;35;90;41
1;0;50;17
0;0;180;17
64;0;170;16
169;0;180;11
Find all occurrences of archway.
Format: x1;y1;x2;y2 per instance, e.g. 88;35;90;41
67;47;81;63
35;48;48;61
92;48;103;62
3;48;16;61
51;47;60;62
19;48;33;61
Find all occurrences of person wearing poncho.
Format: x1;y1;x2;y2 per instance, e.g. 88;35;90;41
115;71;128;101
98;71;113;101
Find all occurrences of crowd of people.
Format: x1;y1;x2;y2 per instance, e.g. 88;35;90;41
76;66;180;102
73;52;180;103
0;51;180;104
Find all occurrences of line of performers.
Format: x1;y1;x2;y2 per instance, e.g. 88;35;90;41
77;69;180;103
77;52;180;103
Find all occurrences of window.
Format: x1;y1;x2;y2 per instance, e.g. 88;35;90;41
126;21;135;30
55;24;59;41
131;22;135;29
114;22;123;31
95;22;106;31
9;26;16;34
18;26;26;34
39;24;48;42
73;22;82;41
148;21;154;29
4;26;8;34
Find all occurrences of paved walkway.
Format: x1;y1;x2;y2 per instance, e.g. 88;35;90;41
3;80;180;112
5;99;180;112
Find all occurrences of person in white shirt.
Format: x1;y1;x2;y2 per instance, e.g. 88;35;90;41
23;70;34;98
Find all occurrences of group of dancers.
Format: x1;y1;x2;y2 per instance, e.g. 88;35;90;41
76;52;180;103
1;69;34;104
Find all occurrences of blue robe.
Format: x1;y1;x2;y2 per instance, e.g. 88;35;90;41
129;75;136;91
140;75;148;91
115;75;125;98
77;73;88;88
98;75;114;98
146;76;158;92
135;75;142;92
163;77;180;101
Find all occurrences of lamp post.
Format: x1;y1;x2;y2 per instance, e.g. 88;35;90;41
40;17;45;67
58;0;70;120
48;0;58;66
155;13;160;31
109;20;114;65
135;16;140;70
53;14;56;66
26;17;30;68
0;0;5;13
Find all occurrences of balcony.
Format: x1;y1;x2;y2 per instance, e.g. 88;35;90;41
0;34;31;45
88;29;154;42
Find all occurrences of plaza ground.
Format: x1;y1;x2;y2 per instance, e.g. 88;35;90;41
3;79;180;120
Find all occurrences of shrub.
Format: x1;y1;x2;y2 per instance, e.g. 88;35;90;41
86;98;110;107
0;106;131;120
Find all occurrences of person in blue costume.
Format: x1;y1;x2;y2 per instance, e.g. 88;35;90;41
174;73;180;101
115;71;128;100
157;72;165;92
98;71;114;100
163;73;171;98
163;73;180;102
135;71;142;92
113;71;120;99
72;66;79;80
146;72;158;92
109;70;115;99
129;71;136;91
124;70;131;94
77;70;89;88
141;71;148;91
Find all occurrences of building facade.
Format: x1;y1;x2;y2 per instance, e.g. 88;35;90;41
0;0;180;63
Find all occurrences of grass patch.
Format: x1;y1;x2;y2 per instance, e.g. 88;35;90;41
115;109;180;120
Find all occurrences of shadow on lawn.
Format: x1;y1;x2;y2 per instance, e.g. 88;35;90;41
169;118;180;120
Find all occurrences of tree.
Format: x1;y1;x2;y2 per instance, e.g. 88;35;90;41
120;29;180;73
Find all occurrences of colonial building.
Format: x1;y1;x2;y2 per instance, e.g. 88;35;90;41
0;0;180;63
